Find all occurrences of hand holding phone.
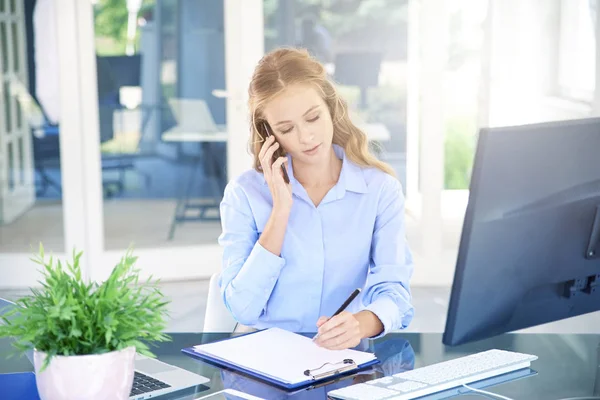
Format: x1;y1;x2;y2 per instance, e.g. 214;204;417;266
262;122;290;184
258;122;292;213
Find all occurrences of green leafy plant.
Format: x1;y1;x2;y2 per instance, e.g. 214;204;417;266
0;245;171;371
444;115;476;190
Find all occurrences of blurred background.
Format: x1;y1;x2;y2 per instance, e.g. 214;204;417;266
0;0;598;332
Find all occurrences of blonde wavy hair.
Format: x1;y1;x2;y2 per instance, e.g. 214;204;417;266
248;47;395;177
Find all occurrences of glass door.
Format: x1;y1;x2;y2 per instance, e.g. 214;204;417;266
84;0;263;281
0;0;68;287
0;1;34;224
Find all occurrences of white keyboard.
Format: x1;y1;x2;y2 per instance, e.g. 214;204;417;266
328;349;537;400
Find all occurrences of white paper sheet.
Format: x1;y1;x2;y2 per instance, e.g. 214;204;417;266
193;327;376;384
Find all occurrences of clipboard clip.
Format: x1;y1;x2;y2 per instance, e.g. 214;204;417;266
303;358;357;380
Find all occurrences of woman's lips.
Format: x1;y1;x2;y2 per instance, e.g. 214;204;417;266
303;143;322;155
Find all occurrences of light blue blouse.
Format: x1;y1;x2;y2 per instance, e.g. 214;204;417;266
218;144;414;334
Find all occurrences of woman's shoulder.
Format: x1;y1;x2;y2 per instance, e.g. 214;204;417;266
338;144;401;194
221;169;272;224
223;169;266;201
359;164;402;194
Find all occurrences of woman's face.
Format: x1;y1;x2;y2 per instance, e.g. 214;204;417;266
261;83;334;166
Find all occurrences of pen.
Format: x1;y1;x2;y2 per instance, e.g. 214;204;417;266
313;288;361;341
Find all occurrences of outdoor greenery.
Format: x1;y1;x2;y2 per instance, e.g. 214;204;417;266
94;0;154;55
0;245;170;371
444;116;476;189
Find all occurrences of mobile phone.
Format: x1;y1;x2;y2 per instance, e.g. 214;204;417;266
262;122;290;184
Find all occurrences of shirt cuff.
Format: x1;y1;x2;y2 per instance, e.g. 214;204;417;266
364;295;414;339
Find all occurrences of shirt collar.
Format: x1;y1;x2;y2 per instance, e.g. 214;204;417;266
283;144;368;199
333;144;368;194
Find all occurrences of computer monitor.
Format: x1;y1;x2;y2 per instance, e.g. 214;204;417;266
443;117;600;346
97;54;142;88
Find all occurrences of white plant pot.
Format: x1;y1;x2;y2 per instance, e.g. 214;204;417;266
33;346;136;400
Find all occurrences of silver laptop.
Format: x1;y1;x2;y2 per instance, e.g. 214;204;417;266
0;297;210;399
168;98;226;133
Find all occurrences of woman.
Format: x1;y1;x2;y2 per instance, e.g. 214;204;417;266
218;48;414;350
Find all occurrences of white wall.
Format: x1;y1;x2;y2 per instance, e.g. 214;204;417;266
408;0;446;287
489;0;592;126
224;0;263;182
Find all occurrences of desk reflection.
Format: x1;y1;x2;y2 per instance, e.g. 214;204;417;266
219;336;415;400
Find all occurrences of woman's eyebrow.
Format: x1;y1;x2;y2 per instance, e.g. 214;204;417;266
274;105;320;126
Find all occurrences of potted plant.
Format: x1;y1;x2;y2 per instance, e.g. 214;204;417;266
0;245;171;400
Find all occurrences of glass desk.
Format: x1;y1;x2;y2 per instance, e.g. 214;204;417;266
2;332;599;400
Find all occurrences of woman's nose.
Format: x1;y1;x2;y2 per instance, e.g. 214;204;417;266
297;125;315;144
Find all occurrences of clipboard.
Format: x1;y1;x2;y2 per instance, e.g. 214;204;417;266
182;328;380;391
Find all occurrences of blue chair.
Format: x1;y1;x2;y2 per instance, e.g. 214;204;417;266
31;55;153;198
32;123;61;196
31;116;151;199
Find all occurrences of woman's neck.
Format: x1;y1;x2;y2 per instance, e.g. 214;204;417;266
293;147;343;188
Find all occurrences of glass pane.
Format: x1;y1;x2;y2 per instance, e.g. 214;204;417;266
9;0;14;13
444;2;488;191
3;80;11;133
11;22;18;72
7;141;14;190
0;0;4;13
15;89;20;128
93;0;227;249
17;136;23;184
15;127;66;252
0;22;7;74
0;2;65;259
265;1;408;188
558;0;596;100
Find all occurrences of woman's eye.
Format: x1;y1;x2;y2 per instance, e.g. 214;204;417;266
307;115;320;123
280;127;293;134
